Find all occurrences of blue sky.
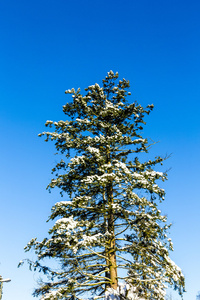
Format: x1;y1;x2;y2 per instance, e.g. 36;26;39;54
0;0;200;299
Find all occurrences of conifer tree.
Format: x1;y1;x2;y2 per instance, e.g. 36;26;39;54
22;71;185;300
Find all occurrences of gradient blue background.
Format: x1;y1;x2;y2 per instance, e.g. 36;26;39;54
0;0;200;299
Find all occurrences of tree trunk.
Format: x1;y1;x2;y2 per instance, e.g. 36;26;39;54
107;206;118;290
105;148;118;290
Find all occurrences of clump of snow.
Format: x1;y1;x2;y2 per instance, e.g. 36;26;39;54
55;216;78;231
105;283;145;300
41;290;60;300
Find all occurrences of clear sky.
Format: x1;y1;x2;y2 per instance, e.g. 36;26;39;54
0;0;200;299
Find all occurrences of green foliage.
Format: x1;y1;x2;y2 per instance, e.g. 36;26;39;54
22;71;185;300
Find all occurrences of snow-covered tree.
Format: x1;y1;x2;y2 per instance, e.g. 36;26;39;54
22;71;185;300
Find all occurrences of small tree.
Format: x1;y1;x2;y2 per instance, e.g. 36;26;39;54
23;71;185;300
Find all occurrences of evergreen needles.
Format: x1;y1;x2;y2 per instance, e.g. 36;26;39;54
22;71;185;300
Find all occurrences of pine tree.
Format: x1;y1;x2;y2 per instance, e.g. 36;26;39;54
22;71;185;300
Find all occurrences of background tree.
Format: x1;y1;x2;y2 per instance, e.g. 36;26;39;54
22;71;185;300
196;291;200;300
